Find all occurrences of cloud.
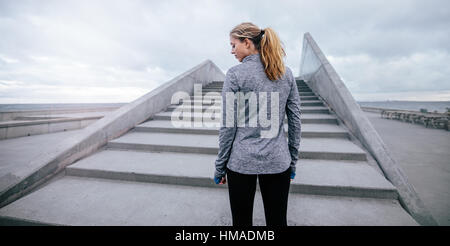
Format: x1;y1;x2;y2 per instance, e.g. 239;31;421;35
328;50;450;93
0;0;449;103
0;80;148;104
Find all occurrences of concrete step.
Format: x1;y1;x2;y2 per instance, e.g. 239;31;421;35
172;99;324;107
209;81;223;85
136;120;349;138
166;105;330;114
200;87;313;92
299;92;315;96
203;86;222;90
65;149;396;199
300;96;320;101
194;93;318;98
204;84;223;88
301;101;323;106
0;175;417;225
188;95;321;102
200;91;317;97
107;131;367;161
151;111;339;124
201;89;222;92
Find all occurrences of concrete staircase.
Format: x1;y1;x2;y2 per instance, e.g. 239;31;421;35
0;80;418;226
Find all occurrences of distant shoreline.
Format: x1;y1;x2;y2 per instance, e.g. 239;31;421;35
0;101;449;113
0;103;128;112
357;101;450;113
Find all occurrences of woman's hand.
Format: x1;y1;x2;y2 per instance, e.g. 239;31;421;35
214;176;227;185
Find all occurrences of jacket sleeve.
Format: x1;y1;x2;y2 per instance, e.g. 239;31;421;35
285;69;302;173
214;70;239;179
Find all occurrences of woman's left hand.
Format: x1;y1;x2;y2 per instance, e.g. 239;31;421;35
214;176;227;185
290;171;296;181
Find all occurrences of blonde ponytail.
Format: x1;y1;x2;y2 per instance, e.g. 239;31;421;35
260;28;286;81
230;22;286;81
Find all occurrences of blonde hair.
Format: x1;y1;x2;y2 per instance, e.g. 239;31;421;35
230;22;286;81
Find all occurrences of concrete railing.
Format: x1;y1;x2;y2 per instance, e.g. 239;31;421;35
299;32;437;226
0;59;225;207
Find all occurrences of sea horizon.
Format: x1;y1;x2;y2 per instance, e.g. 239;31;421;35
1;100;449;113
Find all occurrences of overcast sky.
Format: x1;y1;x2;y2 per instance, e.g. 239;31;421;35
0;0;449;103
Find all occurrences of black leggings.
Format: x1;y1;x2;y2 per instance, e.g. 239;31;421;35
226;167;291;226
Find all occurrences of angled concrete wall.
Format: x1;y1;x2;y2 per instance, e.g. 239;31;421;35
0;59;225;208
299;32;437;226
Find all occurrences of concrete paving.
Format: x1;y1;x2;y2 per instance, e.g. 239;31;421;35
364;111;450;225
0;175;416;226
0;129;84;193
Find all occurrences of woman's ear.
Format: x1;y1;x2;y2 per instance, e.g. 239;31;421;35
244;38;251;49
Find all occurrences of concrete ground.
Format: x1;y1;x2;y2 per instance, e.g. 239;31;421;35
363;111;450;226
0;129;84;193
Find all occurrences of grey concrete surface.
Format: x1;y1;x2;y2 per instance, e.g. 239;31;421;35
0;175;416;226
66;149;396;199
152;111;339;124
0;60;225;207
0;79;420;226
136;120;349;138
364;111;450;226
107;131;367;160
0;129;84;193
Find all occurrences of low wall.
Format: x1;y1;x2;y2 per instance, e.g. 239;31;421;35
0;117;101;139
299;32;437;226
0;107;120;122
359;106;384;113
0;59;225;207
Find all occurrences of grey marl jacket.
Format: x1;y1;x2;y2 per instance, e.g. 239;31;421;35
214;53;301;179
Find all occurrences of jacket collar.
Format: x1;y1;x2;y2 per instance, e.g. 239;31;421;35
242;53;260;63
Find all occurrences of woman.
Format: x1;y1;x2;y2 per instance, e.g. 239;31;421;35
214;22;301;226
